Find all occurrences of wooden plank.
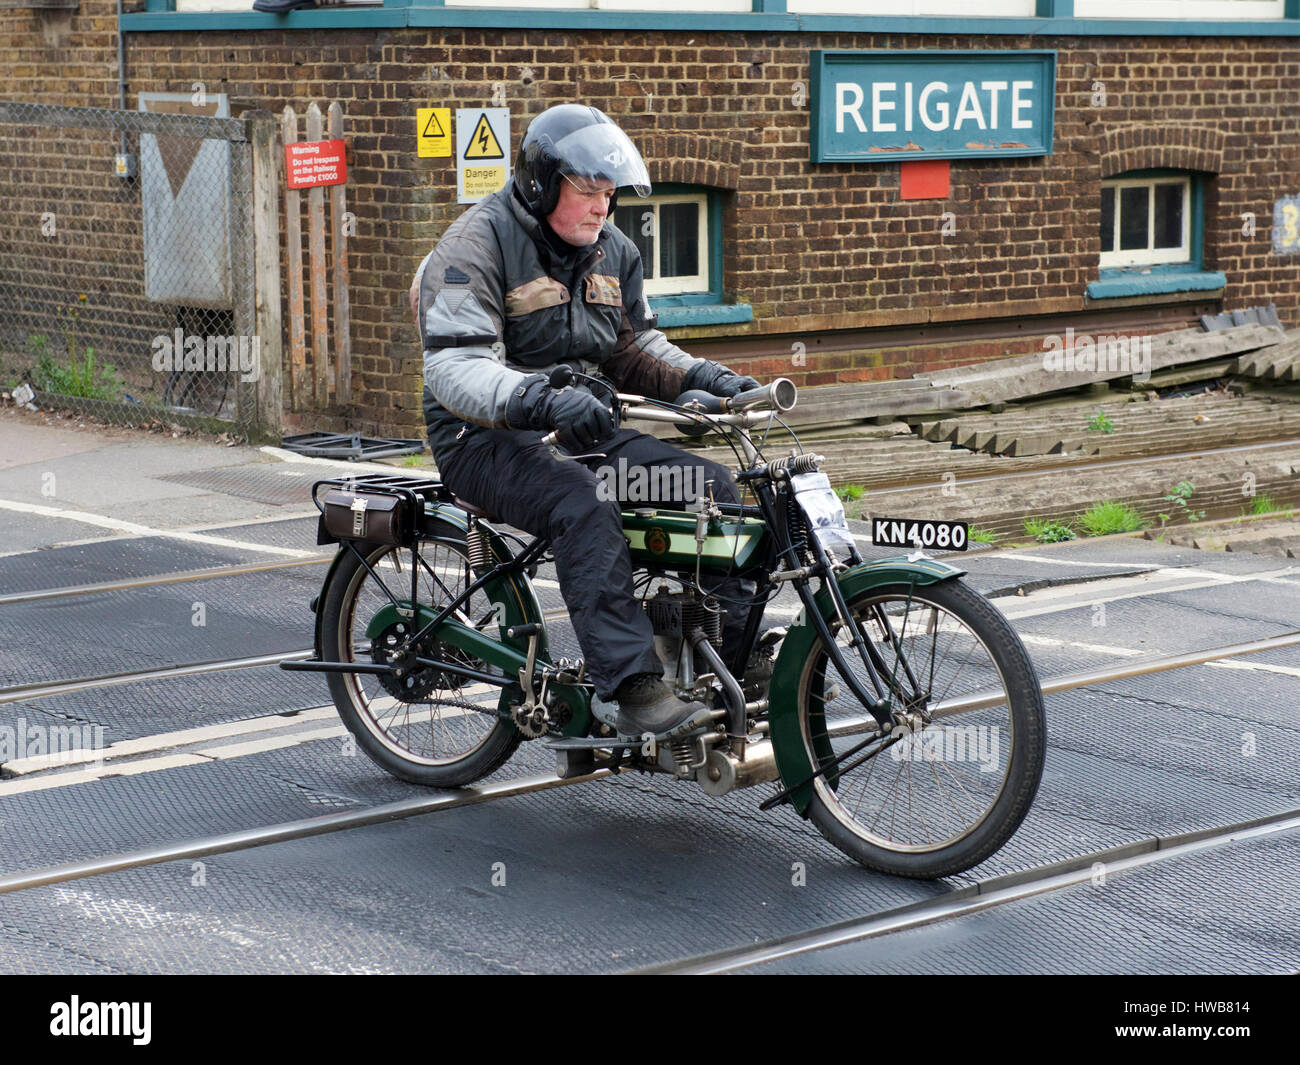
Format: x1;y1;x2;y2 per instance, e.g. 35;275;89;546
919;419;959;442
999;433;1066;457
281;106;307;411
249;112;283;442
328;101;351;406
1131;357;1237;390
963;326;1283;405
306;102;330;408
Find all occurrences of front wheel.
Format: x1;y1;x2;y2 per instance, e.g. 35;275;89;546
796;578;1046;879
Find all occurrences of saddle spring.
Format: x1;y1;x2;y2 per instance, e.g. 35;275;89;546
466;519;491;575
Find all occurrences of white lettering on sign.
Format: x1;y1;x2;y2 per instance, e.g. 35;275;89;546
954;82;985;130
834;78;1036;134
1012;80;1034;128
920;82;948;132
836;82;867;133
872;81;897;133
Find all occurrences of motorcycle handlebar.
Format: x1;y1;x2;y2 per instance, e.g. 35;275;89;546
538;376;797;447
724;377;797;413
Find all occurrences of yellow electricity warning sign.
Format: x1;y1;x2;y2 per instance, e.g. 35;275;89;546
456;107;510;204
416;107;451;158
463;112;505;160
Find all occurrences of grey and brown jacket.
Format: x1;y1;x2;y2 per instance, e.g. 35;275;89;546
410;180;705;462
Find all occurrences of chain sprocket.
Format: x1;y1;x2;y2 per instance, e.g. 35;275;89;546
370;620;476;703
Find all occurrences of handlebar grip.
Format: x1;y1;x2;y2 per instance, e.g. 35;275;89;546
725;377;798;413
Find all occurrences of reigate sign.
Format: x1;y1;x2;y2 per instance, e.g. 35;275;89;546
810;51;1056;163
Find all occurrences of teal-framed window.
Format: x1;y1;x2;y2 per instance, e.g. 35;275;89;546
1100;172;1196;269
613;187;710;298
610;183;751;326
1089;168;1226;299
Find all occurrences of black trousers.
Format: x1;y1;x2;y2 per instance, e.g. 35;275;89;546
438;427;753;699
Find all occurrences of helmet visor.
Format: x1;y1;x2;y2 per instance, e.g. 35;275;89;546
551;122;651;197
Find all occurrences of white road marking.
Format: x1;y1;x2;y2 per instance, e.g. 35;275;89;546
991;553;1154;569
3;705;339;775
259;445;411;476
196;725;346;760
0;498;316;558
48;508;323;550
1205;659;1300;680
0;754;207;796
1019;634;1148;658
996;566;1299;620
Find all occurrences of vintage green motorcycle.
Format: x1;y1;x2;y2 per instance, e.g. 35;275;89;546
283;377;1046;879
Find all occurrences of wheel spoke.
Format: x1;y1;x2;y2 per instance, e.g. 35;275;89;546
332;542;508;770
799;582;1042;868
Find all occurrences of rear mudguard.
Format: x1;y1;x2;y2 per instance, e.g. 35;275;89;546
767;556;965;816
315;502;591;737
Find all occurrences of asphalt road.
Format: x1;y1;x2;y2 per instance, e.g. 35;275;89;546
0;415;1296;974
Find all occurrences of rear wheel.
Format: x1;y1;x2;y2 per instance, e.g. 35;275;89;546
796;578;1045;879
318;524;522;786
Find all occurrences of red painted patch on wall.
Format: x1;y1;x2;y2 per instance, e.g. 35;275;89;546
900;160;950;200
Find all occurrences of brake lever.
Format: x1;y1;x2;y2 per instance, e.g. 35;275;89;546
539;430;607;462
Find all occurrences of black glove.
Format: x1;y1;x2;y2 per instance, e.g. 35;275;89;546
505;374;615;451
682;361;761;400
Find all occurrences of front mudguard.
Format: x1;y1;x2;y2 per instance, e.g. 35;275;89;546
766;556;965;816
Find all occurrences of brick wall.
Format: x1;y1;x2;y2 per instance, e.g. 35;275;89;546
2;9;1297;436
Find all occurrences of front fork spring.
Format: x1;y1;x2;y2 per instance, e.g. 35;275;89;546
670;738;695;777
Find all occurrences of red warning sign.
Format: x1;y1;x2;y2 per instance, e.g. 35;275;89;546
285;138;348;190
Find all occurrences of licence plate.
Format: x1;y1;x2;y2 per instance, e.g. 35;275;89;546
871;517;969;551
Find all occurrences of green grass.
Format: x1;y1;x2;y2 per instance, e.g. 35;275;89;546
835;483;865;502
1077;500;1146;537
29;345;125;402
401;454;424;468
1023;517;1076;543
967;525;997;544
1086;408;1116;434
1251;492;1279;515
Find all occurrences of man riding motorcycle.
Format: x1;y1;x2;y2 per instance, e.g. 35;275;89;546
410;104;761;741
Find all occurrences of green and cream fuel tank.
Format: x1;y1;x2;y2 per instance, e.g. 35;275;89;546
620;508;768;575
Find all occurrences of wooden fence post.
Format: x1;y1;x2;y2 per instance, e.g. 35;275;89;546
328;101;351;407
281;105;307;411
305;101;330;406
249;111;283;440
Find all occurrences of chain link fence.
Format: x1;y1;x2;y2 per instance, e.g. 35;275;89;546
0;101;265;435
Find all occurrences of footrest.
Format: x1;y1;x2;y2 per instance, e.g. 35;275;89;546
544;735;643;751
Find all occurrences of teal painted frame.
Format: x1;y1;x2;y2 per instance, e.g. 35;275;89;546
121;3;1300;36
1090;167;1225;299
628;182;722;306
810;49;1056;163
1099;167;1206;271
618;182;753;325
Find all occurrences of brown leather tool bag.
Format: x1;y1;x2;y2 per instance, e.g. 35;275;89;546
321;489;406;545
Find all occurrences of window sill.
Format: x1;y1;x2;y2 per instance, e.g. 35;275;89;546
1086;270;1226;300
651;303;753;328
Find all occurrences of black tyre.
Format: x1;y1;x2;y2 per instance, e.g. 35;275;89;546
797;578;1046;879
318;523;522;787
